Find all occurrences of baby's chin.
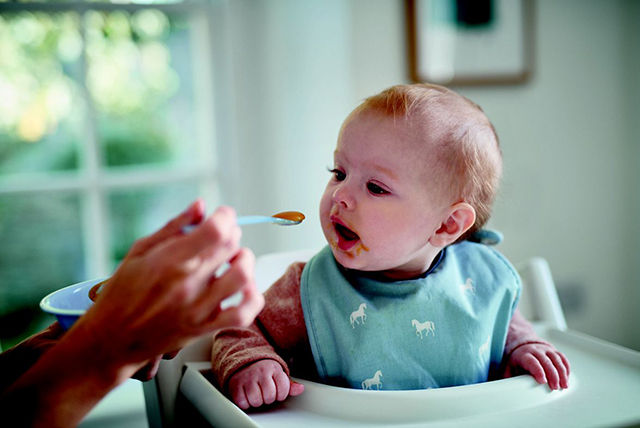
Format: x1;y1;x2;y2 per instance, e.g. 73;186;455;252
327;239;374;269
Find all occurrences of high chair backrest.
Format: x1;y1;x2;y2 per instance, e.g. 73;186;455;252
254;248;319;292
515;257;567;330
143;250;566;427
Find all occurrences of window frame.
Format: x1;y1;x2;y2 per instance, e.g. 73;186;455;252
0;0;221;278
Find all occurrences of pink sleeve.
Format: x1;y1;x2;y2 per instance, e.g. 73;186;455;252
211;262;308;389
504;308;551;356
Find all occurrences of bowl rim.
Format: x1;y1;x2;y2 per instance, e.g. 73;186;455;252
40;277;106;316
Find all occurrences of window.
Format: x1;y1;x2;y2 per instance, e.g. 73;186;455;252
0;1;220;348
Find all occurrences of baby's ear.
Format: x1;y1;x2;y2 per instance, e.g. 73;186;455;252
429;202;476;248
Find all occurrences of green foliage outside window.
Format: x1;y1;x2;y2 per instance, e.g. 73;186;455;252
0;5;201;348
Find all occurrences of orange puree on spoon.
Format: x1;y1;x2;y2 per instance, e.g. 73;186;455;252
272;211;306;223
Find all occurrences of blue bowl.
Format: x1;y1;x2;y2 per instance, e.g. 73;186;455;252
40;278;106;330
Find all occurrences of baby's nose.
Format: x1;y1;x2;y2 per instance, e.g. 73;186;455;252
332;183;355;209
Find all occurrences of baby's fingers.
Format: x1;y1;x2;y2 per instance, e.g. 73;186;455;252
521;353;547;384
271;369;288;402
539;353;560;390
289;380;305;397
257;375;280;406
231;384;253;410
548;351;570;389
235;381;266;409
559;351;571;382
503;364;513;379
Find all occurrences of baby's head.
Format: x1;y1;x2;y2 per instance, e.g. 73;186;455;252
356;83;502;239
320;83;502;279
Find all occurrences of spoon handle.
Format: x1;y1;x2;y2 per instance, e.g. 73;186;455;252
237;216;297;226
182;215;299;233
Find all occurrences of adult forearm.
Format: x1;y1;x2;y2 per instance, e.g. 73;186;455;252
0;322;138;427
0;323;63;395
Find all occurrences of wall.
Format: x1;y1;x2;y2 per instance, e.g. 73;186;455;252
218;0;639;350
625;0;640;350
219;0;352;256
462;0;639;350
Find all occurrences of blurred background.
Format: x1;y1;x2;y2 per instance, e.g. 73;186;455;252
0;0;638;355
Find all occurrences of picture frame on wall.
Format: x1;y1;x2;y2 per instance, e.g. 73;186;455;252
406;0;534;86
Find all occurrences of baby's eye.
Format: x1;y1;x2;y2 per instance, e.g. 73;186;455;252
367;182;388;195
329;168;346;181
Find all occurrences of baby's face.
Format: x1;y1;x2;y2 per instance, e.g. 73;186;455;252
319;111;451;279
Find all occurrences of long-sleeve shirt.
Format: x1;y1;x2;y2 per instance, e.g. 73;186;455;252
211;261;546;390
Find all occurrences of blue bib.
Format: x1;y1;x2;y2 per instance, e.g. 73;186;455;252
300;242;520;390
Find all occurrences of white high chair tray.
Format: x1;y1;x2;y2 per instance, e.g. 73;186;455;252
179;326;640;427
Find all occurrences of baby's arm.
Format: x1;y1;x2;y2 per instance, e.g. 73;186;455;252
503;309;570;389
212;262;309;408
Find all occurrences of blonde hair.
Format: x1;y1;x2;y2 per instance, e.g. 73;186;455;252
355;83;502;241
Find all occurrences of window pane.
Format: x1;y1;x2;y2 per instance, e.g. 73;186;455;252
0;11;85;176
85;9;199;169
0;192;85;348
0;1;185;4
108;183;204;266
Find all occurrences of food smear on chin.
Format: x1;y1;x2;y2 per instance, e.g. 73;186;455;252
329;230;369;259
329;238;353;259
355;242;369;255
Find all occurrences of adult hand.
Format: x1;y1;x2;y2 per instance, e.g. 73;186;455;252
80;199;265;378
0;200;264;427
131;350;180;382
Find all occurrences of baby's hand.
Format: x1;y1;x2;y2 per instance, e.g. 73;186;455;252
504;343;570;390
228;360;304;409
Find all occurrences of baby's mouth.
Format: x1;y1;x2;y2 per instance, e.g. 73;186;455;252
334;222;360;250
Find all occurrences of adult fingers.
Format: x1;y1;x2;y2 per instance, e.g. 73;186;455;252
153;206;241;281
132;356;162;382
128;199;206;257
195;248;255;319
209;288;264;330
210;277;265;330
162;350;181;360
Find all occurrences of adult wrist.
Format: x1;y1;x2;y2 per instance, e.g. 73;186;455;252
62;316;142;388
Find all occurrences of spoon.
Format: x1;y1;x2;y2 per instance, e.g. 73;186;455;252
237;211;305;226
88;210;305;301
182;210;305;233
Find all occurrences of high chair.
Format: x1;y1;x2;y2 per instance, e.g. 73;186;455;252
142;250;640;427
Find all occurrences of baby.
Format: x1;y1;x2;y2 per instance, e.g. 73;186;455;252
211;83;570;409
